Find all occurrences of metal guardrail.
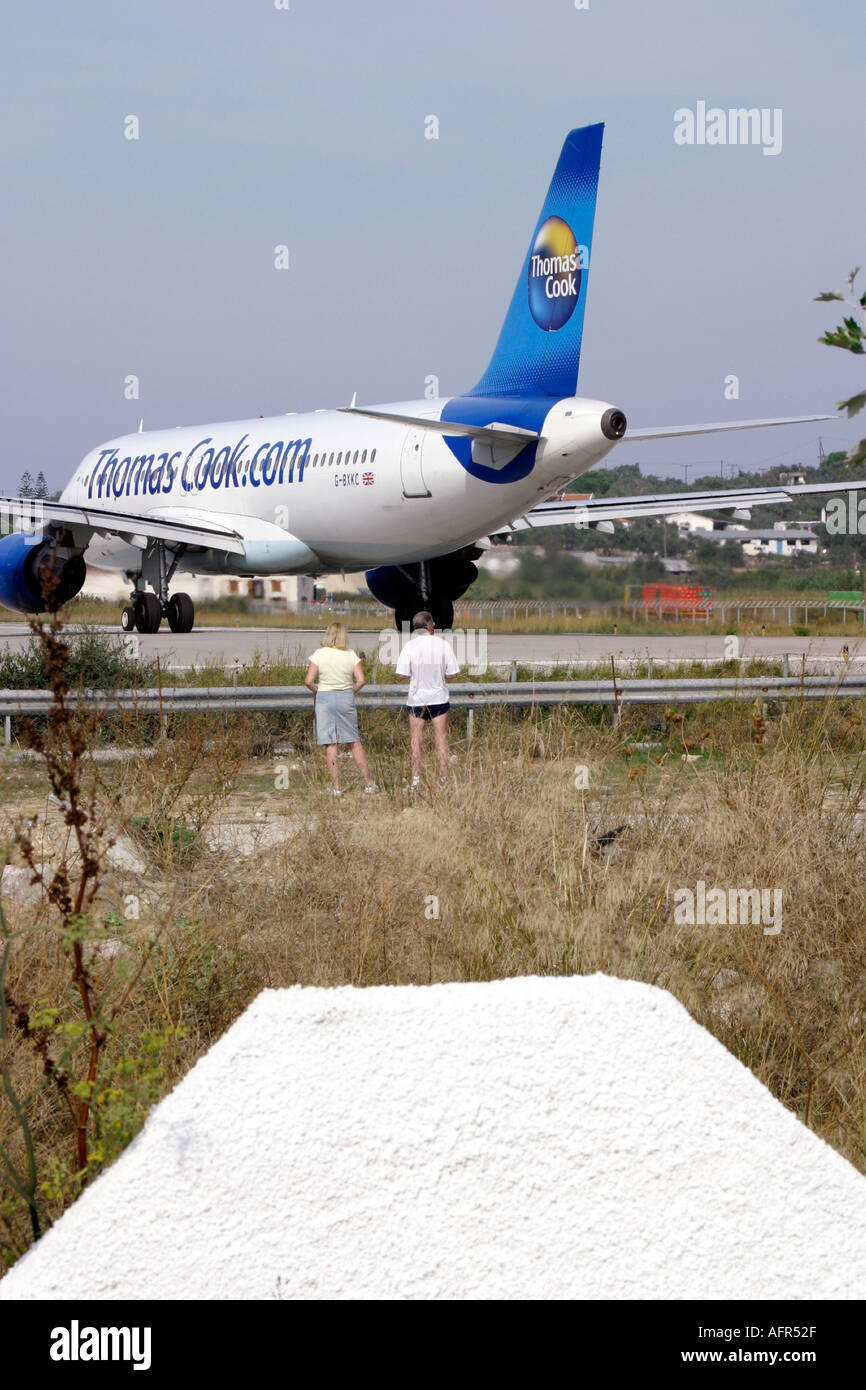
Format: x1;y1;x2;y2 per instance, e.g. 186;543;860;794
3;676;866;733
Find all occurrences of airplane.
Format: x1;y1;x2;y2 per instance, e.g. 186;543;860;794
0;121;862;633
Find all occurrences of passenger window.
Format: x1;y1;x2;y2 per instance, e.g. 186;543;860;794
361;449;367;463
370;448;376;462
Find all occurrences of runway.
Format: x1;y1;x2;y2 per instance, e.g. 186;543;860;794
1;624;864;670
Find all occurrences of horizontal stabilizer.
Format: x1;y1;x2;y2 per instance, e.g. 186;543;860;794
625;414;832;441
338;406;539;448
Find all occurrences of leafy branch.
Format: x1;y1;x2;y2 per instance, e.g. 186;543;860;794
815;266;866;430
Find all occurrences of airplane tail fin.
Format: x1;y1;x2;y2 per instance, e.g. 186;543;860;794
467;122;603;401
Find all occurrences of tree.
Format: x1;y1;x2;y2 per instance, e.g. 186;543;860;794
33;471;50;499
815;267;866;467
18;470;34;498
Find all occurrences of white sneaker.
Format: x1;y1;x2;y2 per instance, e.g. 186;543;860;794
331;788;342;797
364;783;379;794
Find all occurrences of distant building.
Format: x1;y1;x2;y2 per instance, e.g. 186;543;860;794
81;570;316;607
670;512;746;535
705;529;818;558
780;470;808;487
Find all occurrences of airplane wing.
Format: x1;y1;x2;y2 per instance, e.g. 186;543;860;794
625;414;833;440
499;476;866;533
0;497;246;554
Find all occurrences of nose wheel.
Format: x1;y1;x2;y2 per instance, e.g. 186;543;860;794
166;592;195;633
120;591;195;633
120;540;195;634
134;592;162;633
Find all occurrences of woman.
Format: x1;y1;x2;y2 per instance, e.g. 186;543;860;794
305;622;378;796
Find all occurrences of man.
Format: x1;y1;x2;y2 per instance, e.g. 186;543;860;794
395;611;460;787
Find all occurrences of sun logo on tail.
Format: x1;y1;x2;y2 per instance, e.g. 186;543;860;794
527;215;583;330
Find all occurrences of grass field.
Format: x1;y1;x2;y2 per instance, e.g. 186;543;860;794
3;666;866;1270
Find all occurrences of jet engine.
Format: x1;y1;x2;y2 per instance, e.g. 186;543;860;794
0;532;86;614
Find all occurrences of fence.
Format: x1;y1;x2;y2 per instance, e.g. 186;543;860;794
4;674;866;746
248;597;866;626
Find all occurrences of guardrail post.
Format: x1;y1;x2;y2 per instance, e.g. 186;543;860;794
4;715;10;747
466;708;474;746
783;653;790;678
509;660;517;683
610;654;621;727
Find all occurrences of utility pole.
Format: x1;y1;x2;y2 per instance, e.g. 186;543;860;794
818;436;826;466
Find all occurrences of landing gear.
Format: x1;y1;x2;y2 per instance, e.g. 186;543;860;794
397;599;453;631
166;592;195;633
134;592;162;634
124;588;195;634
121;541;195;634
366;553;478;632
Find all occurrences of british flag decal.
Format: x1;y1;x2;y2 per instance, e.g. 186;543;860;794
362;472;374;485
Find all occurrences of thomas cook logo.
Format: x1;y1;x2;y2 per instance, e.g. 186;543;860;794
527;216;587;330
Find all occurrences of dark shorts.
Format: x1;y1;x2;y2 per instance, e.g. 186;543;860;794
408;702;450;721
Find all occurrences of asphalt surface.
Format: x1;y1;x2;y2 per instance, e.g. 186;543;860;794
2;623;864;670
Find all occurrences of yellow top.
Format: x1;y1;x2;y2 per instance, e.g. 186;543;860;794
310;647;359;691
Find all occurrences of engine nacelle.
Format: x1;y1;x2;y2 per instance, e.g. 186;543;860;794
0;532;86;614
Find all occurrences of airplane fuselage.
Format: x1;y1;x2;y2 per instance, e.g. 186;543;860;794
61;396;619;578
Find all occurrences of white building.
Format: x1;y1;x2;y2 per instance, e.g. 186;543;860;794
81;569;316;607
670;511;747;536
708;529;819;558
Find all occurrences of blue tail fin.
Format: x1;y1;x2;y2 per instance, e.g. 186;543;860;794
467;122;603;400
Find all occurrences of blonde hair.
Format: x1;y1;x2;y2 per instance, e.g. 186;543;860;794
322;621;348;650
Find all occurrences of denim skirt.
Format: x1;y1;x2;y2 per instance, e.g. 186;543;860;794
315;688;360;746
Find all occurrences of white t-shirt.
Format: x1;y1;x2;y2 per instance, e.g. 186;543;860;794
395;633;460;707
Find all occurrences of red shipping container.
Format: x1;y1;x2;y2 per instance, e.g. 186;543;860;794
641;583;713;613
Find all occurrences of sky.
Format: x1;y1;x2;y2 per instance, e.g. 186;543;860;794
1;0;864;491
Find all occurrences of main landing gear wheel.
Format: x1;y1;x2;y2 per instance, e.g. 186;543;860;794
429;599;454;631
134;592;162;634
166;592;195;633
120;605;135;632
395;600;454;632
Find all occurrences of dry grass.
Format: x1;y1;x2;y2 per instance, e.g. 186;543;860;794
3;694;866;1269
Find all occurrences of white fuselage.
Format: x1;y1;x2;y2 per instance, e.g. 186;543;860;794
60;396;618;578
